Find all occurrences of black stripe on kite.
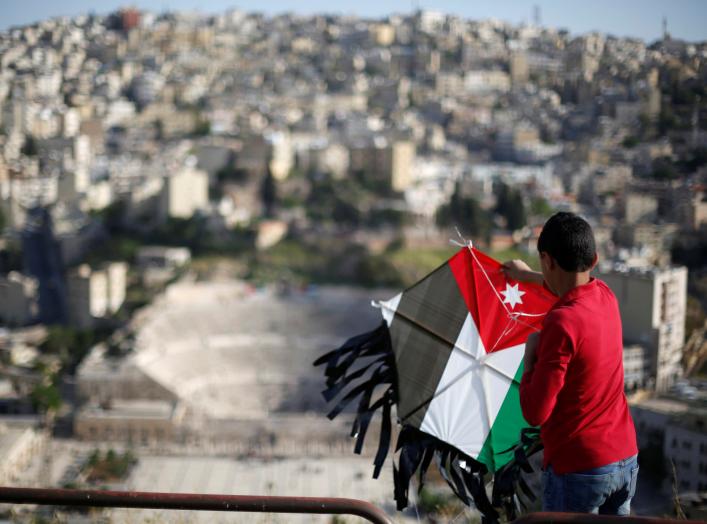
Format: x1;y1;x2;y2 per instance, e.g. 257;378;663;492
389;261;469;427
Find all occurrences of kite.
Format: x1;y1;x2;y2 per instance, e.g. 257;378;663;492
314;243;557;522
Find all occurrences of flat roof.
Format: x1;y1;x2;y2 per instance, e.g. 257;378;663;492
631;397;690;416
76;400;176;421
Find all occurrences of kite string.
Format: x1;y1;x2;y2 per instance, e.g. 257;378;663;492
451;230;546;350
452;229;546;321
467;243;544;349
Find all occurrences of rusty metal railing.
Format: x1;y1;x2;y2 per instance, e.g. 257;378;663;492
0;487;694;523
513;513;690;523
0;487;394;524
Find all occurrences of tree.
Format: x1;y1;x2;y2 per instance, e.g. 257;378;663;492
436;182;491;240
622;136;639;148
193;118;211;137
21;135;37;156
355;253;404;288
42;325;109;373
494;182;526;231
505;190;527;231
331;198;361;226
530;197;554;218
683;147;707;173
261;167;277;218
30;381;62;414
650;157;679;181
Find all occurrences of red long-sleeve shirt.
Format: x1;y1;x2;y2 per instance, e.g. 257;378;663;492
519;278;638;474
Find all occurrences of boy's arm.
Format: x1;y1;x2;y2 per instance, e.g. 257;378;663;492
519;317;573;427
501;259;544;286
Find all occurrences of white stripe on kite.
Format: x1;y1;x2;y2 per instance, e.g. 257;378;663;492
378;293;402;327
419;343;490;457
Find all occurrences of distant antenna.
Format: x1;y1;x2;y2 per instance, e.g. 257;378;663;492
662;16;669;40
533;5;541;27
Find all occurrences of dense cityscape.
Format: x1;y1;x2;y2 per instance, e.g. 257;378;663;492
0;5;706;522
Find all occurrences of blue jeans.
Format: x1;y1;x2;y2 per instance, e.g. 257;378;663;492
543;455;639;515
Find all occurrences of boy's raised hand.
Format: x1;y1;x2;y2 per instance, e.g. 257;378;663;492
501;259;544;285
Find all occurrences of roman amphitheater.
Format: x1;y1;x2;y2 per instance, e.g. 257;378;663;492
78;278;417;522
131;279;385;420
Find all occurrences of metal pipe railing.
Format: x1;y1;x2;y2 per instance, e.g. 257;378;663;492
0;487;693;523
0;487;394;524
513;512;690;523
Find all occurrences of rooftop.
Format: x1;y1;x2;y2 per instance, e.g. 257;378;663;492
632;397;691;415
76;399;178;421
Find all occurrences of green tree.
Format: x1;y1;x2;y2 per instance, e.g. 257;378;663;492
261;167;277;218
658;107;679;136
622;136;639;148
683;147;707;173
30;382;62;414
355;253;404;288
506;190;527;231
193;118;211;137
154;119;164;141
651;157;679;181
42;326;109;373
436;182;491;240
21;135;37;156
494;182;526;231
530;197;554;218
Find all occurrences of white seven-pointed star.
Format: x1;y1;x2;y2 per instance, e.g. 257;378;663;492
501;283;525;309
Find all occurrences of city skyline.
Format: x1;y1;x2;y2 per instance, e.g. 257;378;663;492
2;0;707;43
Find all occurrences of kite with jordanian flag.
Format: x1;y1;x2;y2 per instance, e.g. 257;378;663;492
314;242;557;523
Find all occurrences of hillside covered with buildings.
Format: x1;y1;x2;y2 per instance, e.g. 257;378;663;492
0;6;706;521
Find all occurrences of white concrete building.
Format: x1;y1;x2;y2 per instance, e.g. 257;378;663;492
106;261;127;314
629;398;707;492
85;180;113;211
349;139;416;192
0;422;46;485
159;166;209;221
665;415;707;493
464;70;511;94
623;343;650;390
67;262;127;329
601;265;688;392
631;397;689;449
267;131;294;181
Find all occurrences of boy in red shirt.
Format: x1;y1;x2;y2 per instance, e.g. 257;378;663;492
503;212;639;515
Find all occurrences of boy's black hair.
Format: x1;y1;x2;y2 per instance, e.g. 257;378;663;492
537;212;596;272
